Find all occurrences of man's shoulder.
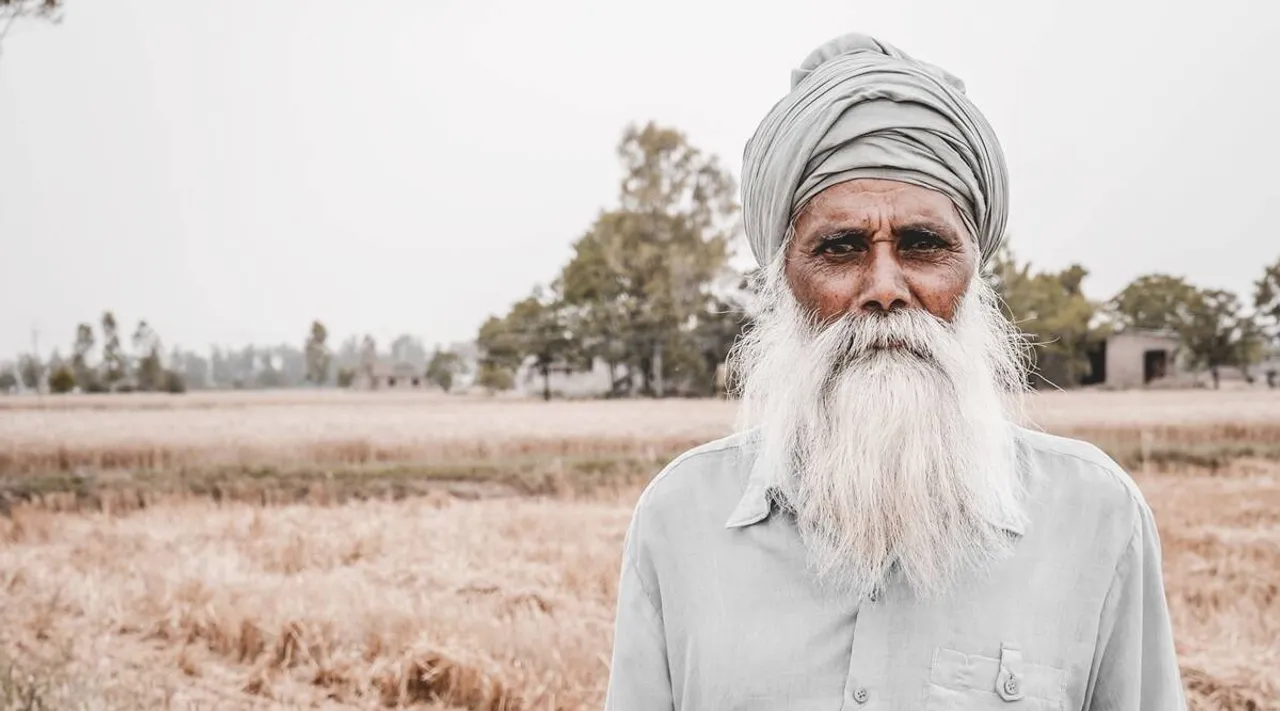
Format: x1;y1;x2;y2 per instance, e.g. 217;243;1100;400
631;430;758;518
1013;425;1152;529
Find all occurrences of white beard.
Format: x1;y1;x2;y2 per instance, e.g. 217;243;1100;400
729;256;1031;601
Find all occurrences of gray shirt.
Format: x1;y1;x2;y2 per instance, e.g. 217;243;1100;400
604;426;1185;710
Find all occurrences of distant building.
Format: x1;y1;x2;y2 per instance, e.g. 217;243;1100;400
352;361;427;390
1084;329;1187;389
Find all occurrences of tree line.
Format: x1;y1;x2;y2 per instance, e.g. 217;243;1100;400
998;258;1280;389
472;122;1280;397
0;315;471;395
4;122;1278;398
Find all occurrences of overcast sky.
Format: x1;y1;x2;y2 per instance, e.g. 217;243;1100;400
1;0;1277;359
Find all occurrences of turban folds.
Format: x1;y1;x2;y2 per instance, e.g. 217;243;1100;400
741;33;1009;267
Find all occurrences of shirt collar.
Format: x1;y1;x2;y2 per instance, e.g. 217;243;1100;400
724;441;781;528
723;437;1027;537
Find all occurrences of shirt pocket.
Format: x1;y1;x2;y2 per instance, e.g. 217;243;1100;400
924;645;1067;711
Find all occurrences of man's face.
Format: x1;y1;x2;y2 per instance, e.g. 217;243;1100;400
737;177;1025;597
784;179;978;325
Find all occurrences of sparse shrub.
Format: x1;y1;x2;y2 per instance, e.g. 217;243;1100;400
47;365;75;394
477;363;514;393
336;367;355;388
164;371;186;394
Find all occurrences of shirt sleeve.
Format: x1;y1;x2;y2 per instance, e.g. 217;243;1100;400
1086;497;1186;710
604;512;675;711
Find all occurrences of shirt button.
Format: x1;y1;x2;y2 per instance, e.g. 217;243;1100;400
853;687;869;704
1003;675;1021;696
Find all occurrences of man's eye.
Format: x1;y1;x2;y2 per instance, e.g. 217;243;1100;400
902;234;947;251
817;237;863;255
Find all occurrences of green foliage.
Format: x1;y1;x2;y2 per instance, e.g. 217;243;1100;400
425;347;465;393
991;249;1100;389
1179;288;1263;385
474;316;523;392
1109;274;1199;332
1110;272;1263;385
0;369;16;392
100;311;127;390
476;362;514;393
132;320;165;391
18;354;43;390
47;364;74;394
506;287;579;400
1255;256;1280;343
163;370;186;394
336;367;356;388
554;122;742;397
304;320;331;385
71;322;96;390
359;335;378;384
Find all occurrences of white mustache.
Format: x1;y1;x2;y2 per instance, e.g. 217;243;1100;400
811;308;953;367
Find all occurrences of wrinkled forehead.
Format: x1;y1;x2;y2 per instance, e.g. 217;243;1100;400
790;178;971;240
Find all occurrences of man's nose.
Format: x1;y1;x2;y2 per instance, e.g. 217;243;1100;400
858;248;911;314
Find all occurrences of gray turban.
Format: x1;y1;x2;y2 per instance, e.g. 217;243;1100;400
741;33;1009;267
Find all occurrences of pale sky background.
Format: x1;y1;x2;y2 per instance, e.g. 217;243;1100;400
1;0;1277;360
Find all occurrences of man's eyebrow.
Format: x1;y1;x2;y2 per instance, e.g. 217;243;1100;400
811;225;872;241
894;221;961;242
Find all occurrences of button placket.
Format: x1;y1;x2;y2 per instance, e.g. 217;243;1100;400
839;581;889;709
995;645;1026;702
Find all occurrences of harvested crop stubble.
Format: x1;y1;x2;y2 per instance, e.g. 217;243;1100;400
0;492;629;709
4;390;1280;478
1;462;1277;710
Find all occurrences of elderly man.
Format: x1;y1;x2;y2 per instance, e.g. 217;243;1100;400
604;33;1184;710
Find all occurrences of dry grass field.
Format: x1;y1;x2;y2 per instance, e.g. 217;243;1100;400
0;389;1278;710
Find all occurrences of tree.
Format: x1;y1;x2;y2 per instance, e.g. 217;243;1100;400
359;335;378;385
100;311;127;390
992;249;1100;389
47;364;74;393
70;322;97;391
132;320;165;391
1255;256;1280;343
425;347;464;393
1258;257;1280;389
304;320;331;386
688;290;753;396
503;286;579;401
0;368;16;392
475;363;514;393
163;370;187;394
18;353;43;391
336;367;356;388
256;351;284;389
558;122;739;397
475;316;523;393
1181;289;1263;388
1109;274;1200;333
0;0;60;56
169;347;209;390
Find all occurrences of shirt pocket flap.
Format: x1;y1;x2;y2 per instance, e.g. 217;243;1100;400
929;646;1066;701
